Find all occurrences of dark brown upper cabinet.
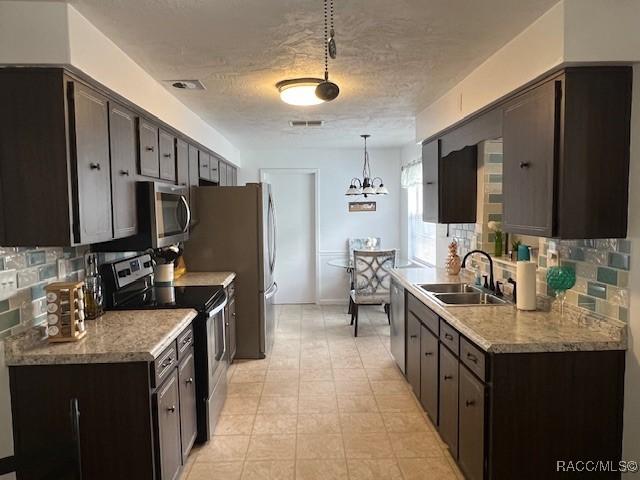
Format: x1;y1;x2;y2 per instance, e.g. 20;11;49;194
209;155;220;183
0;69;114;246
219;161;229;186
159;130;177;181
109;103;138;239
422;140;477;224
199;150;211;180
176;139;189;188
138;119;160;178
502;67;632;239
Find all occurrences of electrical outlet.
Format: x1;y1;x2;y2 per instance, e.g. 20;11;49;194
0;269;18;301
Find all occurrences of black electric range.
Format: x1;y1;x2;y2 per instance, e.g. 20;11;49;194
110;284;225;313
100;253;228;443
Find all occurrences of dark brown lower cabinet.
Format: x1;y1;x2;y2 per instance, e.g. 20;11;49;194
155;370;182;480
9;323;197;480
401;296;626;480
406;311;422;397
439;346;459;457
178;351;198;462
419;324;438;424
459;364;486;480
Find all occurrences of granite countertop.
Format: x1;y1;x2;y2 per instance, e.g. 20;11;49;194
4;309;197;366
174;271;236;288
389;267;627;354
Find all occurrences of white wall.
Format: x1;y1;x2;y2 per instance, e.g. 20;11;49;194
240;147;402;304
0;1;240;166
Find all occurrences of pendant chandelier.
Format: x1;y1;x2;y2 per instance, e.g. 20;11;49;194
276;0;339;106
346;135;388;197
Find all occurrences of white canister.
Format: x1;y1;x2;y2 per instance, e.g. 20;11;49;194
154;264;174;285
516;261;537;311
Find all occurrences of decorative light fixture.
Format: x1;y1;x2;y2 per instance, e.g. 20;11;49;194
276;0;339;106
276;78;324;106
346;135;388;198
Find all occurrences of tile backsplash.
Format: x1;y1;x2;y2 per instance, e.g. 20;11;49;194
449;232;631;322
0;246;88;338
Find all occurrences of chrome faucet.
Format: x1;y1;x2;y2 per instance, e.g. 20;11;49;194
461;249;495;292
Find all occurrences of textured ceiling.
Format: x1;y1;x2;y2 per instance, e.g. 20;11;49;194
60;0;557;149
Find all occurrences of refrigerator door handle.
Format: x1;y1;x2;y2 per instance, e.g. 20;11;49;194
265;282;278;299
268;193;277;274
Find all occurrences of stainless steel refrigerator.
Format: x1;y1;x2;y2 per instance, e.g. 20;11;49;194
183;183;277;359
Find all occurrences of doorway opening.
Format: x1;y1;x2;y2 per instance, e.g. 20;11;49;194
260;169;319;304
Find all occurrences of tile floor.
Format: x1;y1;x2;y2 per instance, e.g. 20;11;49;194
182;304;464;480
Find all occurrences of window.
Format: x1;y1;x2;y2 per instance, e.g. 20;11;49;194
402;161;436;266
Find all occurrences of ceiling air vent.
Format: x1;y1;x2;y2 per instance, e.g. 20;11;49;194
164;79;206;90
289;120;324;127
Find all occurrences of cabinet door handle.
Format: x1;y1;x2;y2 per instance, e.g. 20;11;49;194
119;169;130;176
89;163;101;171
202;164;208;168
465;400;476;407
232;312;236;317
444;375;453;380
163;153;172;158
145;146;155;152
225;322;229;327
466;352;478;363
182;337;191;346
186;377;194;385
520;162;530;168
410;334;418;339
167;405;176;413
424;352;433;357
444;333;453;341
425;181;434;185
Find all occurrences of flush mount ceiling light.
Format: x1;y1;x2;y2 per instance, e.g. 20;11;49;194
277;78;325;106
346;135;388;198
276;0;339;106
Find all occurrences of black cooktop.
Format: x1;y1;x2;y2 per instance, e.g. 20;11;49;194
110;285;225;313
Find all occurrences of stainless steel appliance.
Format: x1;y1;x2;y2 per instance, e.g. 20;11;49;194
184;183;277;359
94;182;191;251
100;253;227;443
390;278;406;373
144;182;191;248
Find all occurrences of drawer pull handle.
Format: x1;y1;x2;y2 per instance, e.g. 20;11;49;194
410;334;418;339
161;357;174;369
444;375;453;380
202;164;208;168
145;146;155;152
424;352;433;357
425;181;434;185
466;352;478;363
520;161;530;169
225;322;229;327
186;377;194;385
163;153;172;158
465;400;476;407
444;333;454;341
119;169;130;176
167;405;176;413
182;337;191;345
232;312;236;317
89;162;101;171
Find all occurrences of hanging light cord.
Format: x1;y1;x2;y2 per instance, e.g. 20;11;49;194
323;0;328;81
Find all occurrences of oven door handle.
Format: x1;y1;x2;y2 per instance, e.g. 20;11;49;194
180;195;191;233
206;296;228;318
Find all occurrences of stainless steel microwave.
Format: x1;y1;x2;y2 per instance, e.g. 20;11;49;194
144;182;191;247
